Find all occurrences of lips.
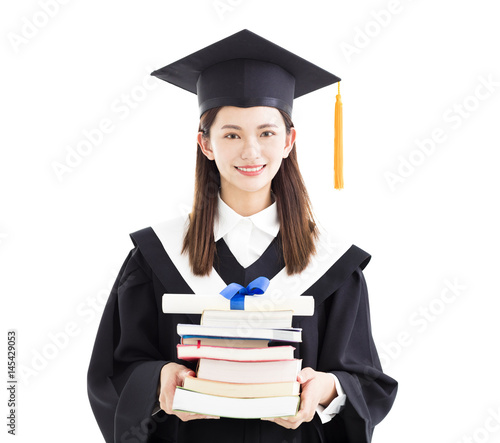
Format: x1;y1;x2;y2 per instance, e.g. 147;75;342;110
235;165;265;172
234;164;266;176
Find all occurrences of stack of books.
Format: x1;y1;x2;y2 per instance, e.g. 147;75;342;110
172;309;303;419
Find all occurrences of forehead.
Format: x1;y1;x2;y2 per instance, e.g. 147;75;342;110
213;106;284;127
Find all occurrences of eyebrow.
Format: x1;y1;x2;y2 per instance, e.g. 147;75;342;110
220;123;279;130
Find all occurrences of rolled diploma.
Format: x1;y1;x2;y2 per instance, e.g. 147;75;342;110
162;294;314;316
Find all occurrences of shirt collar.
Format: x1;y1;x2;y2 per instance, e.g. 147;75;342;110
214;194;280;241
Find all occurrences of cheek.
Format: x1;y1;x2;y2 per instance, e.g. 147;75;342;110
265;154;284;176
267;142;287;163
212;146;234;169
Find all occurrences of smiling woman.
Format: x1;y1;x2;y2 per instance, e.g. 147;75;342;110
185;105;317;277
87;29;397;443
200;107;292;204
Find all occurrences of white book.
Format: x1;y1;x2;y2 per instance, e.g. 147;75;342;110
177;323;302;342
181;336;269;348
172;387;300;419
182;376;301;398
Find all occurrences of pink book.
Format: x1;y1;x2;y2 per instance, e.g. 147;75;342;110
177;344;295;362
196;358;302;384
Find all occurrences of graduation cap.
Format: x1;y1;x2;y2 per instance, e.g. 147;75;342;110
151;29;344;189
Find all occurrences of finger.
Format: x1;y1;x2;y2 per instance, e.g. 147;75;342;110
288;400;316;424
296;378;321;416
266;416;302;430
178;369;196;384
263;411;304;425
297;367;316;384
176;412;220;421
187;414;220;420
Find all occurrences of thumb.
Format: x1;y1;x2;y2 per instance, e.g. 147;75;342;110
297;367;316;384
180;368;196;382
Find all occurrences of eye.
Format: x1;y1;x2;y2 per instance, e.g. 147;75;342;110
261;131;275;137
224;133;240;139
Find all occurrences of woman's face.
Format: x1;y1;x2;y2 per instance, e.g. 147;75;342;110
198;106;295;201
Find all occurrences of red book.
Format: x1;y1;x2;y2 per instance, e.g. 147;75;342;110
177;344;295;362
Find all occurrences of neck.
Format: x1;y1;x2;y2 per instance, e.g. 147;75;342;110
220;186;273;217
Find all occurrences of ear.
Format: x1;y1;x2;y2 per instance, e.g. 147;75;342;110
282;127;296;159
197;131;215;161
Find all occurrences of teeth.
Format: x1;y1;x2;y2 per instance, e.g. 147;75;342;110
237;166;264;172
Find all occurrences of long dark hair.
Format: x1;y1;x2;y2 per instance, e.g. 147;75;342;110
182;106;318;276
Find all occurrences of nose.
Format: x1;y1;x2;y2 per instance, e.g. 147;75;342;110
240;136;261;161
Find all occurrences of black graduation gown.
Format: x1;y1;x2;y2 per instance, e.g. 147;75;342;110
87;226;397;443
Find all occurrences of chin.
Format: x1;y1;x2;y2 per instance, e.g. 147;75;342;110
233;181;271;195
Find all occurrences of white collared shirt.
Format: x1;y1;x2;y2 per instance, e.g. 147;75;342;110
214;194;347;423
214;195;280;268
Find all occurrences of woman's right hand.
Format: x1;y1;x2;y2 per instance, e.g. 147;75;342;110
158;362;220;421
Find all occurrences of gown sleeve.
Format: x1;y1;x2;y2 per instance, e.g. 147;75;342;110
319;267;398;442
87;247;169;443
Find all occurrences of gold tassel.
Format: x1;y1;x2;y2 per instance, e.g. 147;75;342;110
334;81;344;189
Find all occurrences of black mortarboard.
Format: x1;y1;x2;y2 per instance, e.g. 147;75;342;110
151;29;340;118
151;29;344;189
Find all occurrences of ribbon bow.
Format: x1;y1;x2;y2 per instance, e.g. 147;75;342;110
219;276;270;310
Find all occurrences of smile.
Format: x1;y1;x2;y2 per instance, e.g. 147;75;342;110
235;165;265;172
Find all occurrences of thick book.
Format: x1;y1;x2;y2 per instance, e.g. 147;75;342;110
177;324;302;343
163;294;314;315
177;344;295;361
201;309;293;329
181;336;269;348
172;387;300;419
196;358;302;384
183;375;300;398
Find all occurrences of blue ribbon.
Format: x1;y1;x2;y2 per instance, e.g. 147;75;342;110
219;276;270;310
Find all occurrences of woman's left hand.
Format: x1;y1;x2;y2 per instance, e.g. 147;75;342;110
261;367;337;430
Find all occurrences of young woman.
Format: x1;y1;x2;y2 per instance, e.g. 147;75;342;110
87;30;397;443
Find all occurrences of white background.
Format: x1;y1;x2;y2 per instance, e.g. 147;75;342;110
1;0;500;442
